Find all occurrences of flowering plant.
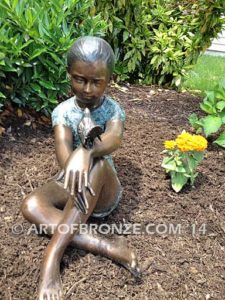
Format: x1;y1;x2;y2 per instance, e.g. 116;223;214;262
162;131;208;192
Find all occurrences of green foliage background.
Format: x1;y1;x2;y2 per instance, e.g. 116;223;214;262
189;78;225;148
0;0;224;112
95;0;225;86
0;0;107;113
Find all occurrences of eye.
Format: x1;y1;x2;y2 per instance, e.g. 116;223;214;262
73;76;84;83
94;80;101;86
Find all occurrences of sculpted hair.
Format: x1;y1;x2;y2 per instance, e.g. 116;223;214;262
67;36;115;78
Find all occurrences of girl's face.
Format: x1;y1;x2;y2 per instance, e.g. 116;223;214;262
69;60;109;109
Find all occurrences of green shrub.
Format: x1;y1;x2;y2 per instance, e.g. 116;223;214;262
1;0;224;113
95;0;225;86
189;78;225;147
0;0;107;113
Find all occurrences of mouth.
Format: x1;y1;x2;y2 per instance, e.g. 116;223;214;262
79;95;95;102
75;93;101;106
79;95;94;101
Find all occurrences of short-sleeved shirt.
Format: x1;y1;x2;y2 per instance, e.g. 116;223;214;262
51;95;126;172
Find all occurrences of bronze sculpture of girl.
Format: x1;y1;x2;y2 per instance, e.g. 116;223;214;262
21;36;140;300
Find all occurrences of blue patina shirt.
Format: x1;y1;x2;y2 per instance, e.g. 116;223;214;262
51;95;126;172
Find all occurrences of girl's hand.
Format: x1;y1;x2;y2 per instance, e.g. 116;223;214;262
63;146;95;213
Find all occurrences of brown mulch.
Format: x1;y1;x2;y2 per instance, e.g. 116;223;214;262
0;85;225;300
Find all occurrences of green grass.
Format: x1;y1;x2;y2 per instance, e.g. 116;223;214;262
182;54;225;94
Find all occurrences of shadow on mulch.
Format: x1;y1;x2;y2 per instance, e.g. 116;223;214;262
0;85;225;300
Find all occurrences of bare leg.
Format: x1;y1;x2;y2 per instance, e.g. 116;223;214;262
21;181;139;276
38;158;109;299
38;197;89;300
21;160;140;299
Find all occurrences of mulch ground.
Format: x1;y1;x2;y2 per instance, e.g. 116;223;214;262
0;85;225;300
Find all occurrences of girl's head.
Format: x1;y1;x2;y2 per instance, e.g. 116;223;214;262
67;37;115;109
67;36;115;80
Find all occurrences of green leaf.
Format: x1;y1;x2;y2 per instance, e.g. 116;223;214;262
200;102;216;114
196;128;203;134
48;53;64;65
162;157;177;171
204;91;215;103
30;48;47;60
192;151;204;162
216;101;225;112
220;111;225;123
123;31;129;42
202;115;222;137
215;89;225;100
176;165;186;173
189;113;199;128
12;97;23;105
186;156;198;171
190;172;199;185
170;172;188;193
123;50;134;61
0;92;6;98
30;83;41;93
0;52;5;60
39;80;56;90
22;63;32;67
214;131;225;148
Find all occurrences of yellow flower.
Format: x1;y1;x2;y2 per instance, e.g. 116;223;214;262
164;140;176;150
175;132;193;152
175;131;207;152
176;132;192;140
191;135;208;151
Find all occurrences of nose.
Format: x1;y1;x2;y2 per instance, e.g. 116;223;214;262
84;82;92;94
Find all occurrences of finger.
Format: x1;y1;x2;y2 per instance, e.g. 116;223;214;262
83;171;88;187
74;196;85;214
63;170;70;190
71;171;76;196
78;171;83;193
87;182;95;196
80;190;89;213
77;192;88;214
67;170;73;193
77;193;87;215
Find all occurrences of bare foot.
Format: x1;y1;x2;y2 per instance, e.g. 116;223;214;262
38;268;63;300
103;238;141;278
120;249;141;278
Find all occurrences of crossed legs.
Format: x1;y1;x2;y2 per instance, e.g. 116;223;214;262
21;159;140;299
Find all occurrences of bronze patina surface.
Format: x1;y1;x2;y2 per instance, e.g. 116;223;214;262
21;36;140;300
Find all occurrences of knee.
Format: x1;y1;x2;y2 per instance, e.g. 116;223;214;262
93;159;109;178
20;194;40;221
91;159;114;181
95;158;107;172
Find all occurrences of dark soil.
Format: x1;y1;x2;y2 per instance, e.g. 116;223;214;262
0;85;225;300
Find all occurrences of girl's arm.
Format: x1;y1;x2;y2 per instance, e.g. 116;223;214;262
54;119;124;169
54;125;73;169
91;119;124;158
62;119;124;192
54;120;123;213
